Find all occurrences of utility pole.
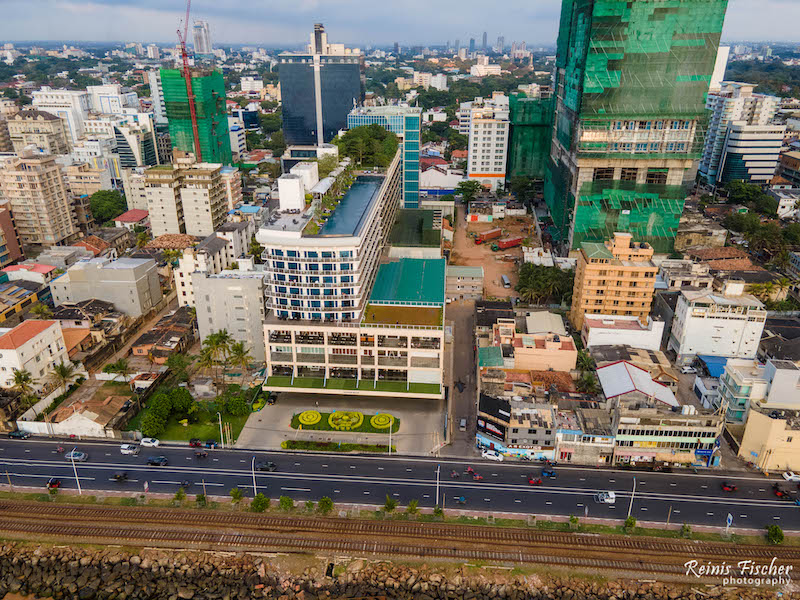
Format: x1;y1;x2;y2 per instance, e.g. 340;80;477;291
435;464;441;506
70;447;82;495
251;456;257;496
216;412;224;449
626;476;636;518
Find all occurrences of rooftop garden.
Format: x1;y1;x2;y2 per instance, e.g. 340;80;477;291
334;124;399;168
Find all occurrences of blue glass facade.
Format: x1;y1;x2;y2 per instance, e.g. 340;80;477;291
347;108;421;208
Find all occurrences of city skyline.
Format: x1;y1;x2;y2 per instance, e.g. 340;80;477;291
1;0;799;46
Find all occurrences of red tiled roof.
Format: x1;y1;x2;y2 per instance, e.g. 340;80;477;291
451;149;468;158
0;320;56;349
706;258;759;271
690;247;748;260
3;264;56;274
114;209;149;223
74;235;111;256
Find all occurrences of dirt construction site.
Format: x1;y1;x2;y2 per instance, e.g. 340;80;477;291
450;206;540;299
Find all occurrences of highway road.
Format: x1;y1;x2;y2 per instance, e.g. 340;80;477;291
1;438;798;530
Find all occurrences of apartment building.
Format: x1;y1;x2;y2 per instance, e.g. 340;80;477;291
144;155;228;237
0;150;77;246
121;167;148;211
657;259;714;290
51;257;162;318
668;279;766;365
700;82;784;186
31;87;90;142
466;93;510;192
7;110;70;155
64;162;113;196
86;84;138;114
0;320;69;391
569;232;657;332
445;265;483;300
739;406;800;471
490;317;577;372
193;270;267;362
718;358;800;422
219;166;243;211
174;235;230;308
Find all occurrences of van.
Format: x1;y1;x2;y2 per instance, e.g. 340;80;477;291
501;275;511;288
459;418;467;432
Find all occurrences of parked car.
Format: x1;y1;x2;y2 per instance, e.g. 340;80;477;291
721;481;737;492
542;468;557;478
188;438;202;447
680;366;697;375
147;456;169;466
481;450;503;462
459;418;467;432
7;430;30;439
783;471;800;482
46;477;61;489
119;444;140;456
140;438;160;448
65;451;88;462
205;440;220;449
254;461;277;472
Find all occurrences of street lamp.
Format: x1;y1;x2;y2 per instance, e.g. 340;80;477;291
251;456;257;496
435;464;441;506
626;476;636;518
216;412;224;449
70;447;82;495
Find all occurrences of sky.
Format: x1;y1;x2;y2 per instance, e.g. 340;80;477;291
0;0;798;47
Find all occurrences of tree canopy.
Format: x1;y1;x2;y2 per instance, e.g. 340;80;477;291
89;190;127;224
335;125;399;167
516;264;575;306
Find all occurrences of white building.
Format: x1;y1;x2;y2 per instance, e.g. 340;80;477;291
0;320;69;391
466;93;510;191
147;70;167;125
31;86;90;142
146;44;160;60
718;358;800;422
581;315;665;352
430;74;448;91
699;82;784;186
193;20;212;55
469;63;502;77
220;166;244;211
228;121;246;162
668;280;767;365
86;84;139;114
121;167;148;211
769;187;800;220
240;76;264;93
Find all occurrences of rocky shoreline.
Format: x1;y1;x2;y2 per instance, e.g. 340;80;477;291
0;543;792;600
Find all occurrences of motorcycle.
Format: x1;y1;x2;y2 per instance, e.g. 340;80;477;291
455;496;466;505
465;466;475;475
450;470;460;478
56;446;65;454
472;474;484;482
195;451;208;459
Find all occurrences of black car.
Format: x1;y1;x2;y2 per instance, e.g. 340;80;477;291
254;461;277;472
204;440;220;449
147;456;169;466
542;468;557;478
8;430;30;439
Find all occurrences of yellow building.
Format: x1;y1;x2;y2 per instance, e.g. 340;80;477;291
569;232;657;331
739;407;800;472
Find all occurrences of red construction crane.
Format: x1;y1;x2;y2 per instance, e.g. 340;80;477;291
176;0;202;162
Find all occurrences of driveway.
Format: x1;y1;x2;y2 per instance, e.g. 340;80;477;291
236;393;446;455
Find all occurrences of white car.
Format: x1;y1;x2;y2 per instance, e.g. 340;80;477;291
680;366;697;375
481;450;504;462
140;438;160;447
783;471;800;482
120;444;140;455
594;491;616;504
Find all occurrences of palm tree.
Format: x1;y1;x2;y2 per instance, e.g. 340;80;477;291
748;283;766;300
103;358;131;382
576;351;595;375
136;231;149;248
776;277;791;298
49;361;77;395
162;249;181;265
30;303;53;319
11;369;35;399
519;286;539;306
204;330;232;383
762;281;777;301
228;341;253;386
197;347;216;380
576;373;600;395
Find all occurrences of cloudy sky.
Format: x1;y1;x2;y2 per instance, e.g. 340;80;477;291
0;0;797;47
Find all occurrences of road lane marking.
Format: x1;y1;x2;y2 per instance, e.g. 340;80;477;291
740;514;747;518
294;463;300;466
670;483;677;486
640;507;647;511
350;466;356;469
378;467;384;471
151;480;182;485
423;494;430;498
333;490;340;493
363;491;369;495
579;478;585;481
546;501;552;505
105;453;111;456
514;499;521;503
280;487;311;492
240;460;246;463
706;512;714;516
774;516;781;519
484;498;490;501
701;485;707;489
321;464;328;468
392;493;399;496
674;510;681;514
406;468;412;472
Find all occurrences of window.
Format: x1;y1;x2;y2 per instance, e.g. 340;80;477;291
593;167;614;181
788;436;794;443
621;168;638;181
646;171;667;185
635;143;648;152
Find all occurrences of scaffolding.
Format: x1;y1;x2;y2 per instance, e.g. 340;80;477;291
161;68;233;165
507;93;554;181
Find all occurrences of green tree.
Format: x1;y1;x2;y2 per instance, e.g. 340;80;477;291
576;373;600;395
229;487;244;503
266;130;286;156
11;369;35;400
317;154;339;178
196;494;207;507
30;303;53;319
170;387;194;415
455;180;482;203
251;493;270;512
433;505;444;517
224;394;249;416
89;190;127;224
577;351;595;374
49;361;77;395
140;412;166;438
165;353;193;383
406;499;419;514
568;515;579;529
174;487;186;503
335;124;399;167
257;111;282;134
317;496;334;514
766;524;784;545
623;516;637;533
383;494;398;513
228;341;253;385
680;523;692;539
279;495;294;511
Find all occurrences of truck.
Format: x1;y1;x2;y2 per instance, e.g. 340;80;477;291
474;228;502;245
491;236;523;251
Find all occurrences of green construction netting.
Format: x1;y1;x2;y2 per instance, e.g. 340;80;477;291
369;258;445;305
389;209;441;247
161;68;233;165
507;94;554;180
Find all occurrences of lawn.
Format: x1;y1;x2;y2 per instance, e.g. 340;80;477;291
290;411;400;434
267;376;441;396
159;405;250;443
281;440;394;453
97;381;134;400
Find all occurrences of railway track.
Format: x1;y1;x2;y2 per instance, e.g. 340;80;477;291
0;500;797;566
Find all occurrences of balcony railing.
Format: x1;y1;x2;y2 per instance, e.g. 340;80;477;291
295;353;326;364
378;337;408;348
270;352;293;362
378;356;408;367
268;334;292;343
329;355;358;365
360;356;375;365
410;357;439;368
411;339;440;349
328;335;357;346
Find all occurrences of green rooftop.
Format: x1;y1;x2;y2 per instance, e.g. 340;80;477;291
478;346;504;368
369;258;445;306
580;242;614;260
389;209;441;247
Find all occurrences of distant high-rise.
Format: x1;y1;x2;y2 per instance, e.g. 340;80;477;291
468;38;476;55
482;32;488;51
496;36;504;53
279;23;364;146
454;39;460;53
393;42;400;55
160;68;232;165
546;0;729;253
192;20;212;56
146;44;160;61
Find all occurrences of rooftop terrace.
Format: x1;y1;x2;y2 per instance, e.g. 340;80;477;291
369;258;445;306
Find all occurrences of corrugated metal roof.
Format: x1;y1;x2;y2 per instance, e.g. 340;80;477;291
597;360;678;407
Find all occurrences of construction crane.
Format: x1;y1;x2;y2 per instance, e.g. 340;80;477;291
176;0;202;162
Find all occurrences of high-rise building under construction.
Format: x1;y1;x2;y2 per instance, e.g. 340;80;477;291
160;68;232;165
546;0;729;253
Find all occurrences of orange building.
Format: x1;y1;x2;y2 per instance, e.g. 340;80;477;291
569;232;657;331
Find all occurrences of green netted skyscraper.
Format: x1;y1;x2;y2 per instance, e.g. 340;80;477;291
161;68;233;165
546;0;728;253
507;91;554;181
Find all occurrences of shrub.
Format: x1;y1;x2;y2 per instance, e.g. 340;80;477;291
305;500;315;512
195;494;207;507
406;499;419;514
317;496;334;515
140;412;166;438
370;413;394;429
251;493;270;512
298;410;322;426
229;487;243;503
224;395;249;416
120;497;137;506
328;411;364;431
433;505;444;517
174;487;186;503
623;516;637;533
384;495;397;513
680;524;692;539
279;496;294;511
568;515;579;529
767;525;784;545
